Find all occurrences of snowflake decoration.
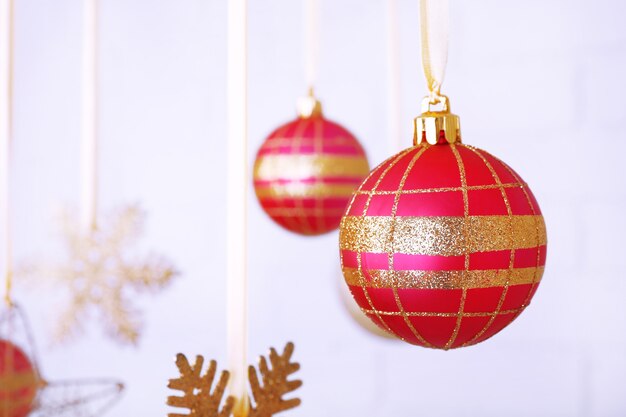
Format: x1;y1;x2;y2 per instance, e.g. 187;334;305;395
167;355;235;417
167;342;302;417
47;204;178;345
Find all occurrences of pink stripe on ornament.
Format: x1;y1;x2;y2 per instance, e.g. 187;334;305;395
393;253;466;271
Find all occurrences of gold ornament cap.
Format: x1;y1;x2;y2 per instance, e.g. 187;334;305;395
296;88;322;118
413;95;461;145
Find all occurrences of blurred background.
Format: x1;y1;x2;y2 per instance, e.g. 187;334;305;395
9;0;626;415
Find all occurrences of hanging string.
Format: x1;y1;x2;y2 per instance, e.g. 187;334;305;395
81;0;98;232
0;0;14;306
226;0;249;415
419;0;449;103
386;0;402;152
304;0;319;95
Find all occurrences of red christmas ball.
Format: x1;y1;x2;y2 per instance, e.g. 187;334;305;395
0;339;38;417
339;141;547;349
254;103;370;236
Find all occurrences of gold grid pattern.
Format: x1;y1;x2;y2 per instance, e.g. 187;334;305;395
492;151;545;323
351;181;527;196
340;148;415;342
458;145;515;347
256;116;369;234
313;117;325;232
359;305;524;318
444;144;469;348
255;183;364;199
388;146;432;347
268;121;301;232
263;206;347;217
292;118;313;233
339;143;546;349
259;134;358;150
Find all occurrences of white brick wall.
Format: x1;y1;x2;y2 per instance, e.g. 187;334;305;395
9;0;626;415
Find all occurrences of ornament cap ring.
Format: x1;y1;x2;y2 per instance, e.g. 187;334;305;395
414;95;462;145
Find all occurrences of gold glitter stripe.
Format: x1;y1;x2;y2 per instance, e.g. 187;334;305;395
253;154;370;181
255;182;359;198
262;135;358;148
340;215;546;256
353;182;526;196
359;305;525;317
0;372;37;390
0;398;34;413
343;266;544;289
264;206;346;216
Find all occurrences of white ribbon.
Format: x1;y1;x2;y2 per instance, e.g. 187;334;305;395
420;0;449;101
304;0;319;92
227;0;249;413
0;0;13;304
81;0;98;232
386;0;402;152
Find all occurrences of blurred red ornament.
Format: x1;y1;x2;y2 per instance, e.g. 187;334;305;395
339;97;547;349
0;304;125;417
0;339;38;417
254;95;370;236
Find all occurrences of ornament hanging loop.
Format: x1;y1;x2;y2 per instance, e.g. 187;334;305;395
296;87;322;118
422;93;450;113
420;0;449;102
416;0;457;146
426;81;444;106
414;95;461;146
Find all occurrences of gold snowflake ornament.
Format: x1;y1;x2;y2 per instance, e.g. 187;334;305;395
167;355;235;417
248;342;301;417
49;205;177;345
168;342;302;417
